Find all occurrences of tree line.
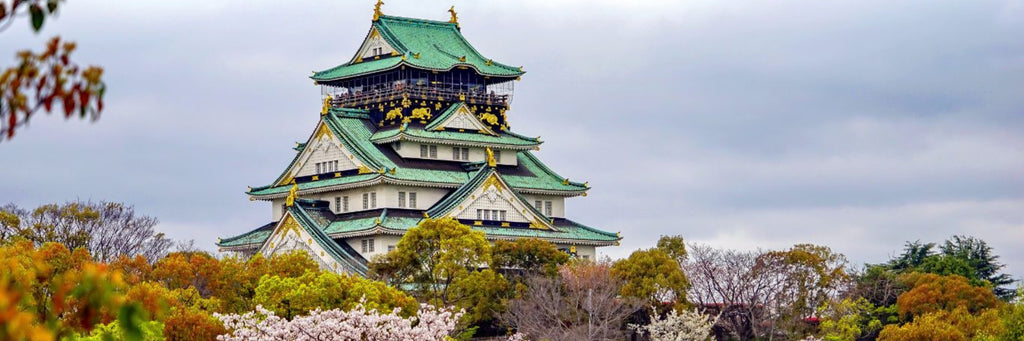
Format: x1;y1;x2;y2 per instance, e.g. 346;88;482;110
1;202;1021;341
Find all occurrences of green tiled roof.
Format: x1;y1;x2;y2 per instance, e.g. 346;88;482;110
218;222;275;248
249;109;584;197
370;123;541;149
312;15;524;81
289;201;369;276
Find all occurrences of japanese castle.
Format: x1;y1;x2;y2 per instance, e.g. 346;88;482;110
217;3;621;276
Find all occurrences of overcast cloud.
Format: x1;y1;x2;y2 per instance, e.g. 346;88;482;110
1;0;1022;277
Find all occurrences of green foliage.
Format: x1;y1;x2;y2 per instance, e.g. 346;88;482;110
71;320;166;341
882;236;1015;301
819;298;883;341
611;248;689;307
369;218;491;306
449;268;509;325
655;235;688;265
253;270;418;319
491;237;568;278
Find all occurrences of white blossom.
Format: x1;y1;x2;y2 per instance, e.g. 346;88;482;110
630;307;719;341
215;298;462;341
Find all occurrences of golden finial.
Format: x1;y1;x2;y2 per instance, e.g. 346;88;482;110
285;183;298;207
374;217;381;224
485;147;497;167
373;0;384;21
448;6;459;25
562;178;569;185
423;212;430;218
321;95;332;116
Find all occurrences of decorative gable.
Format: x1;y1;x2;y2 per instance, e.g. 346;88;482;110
443;172;555;230
353;28;398;62
259;213;351;274
276;121;370;186
428;103;499;135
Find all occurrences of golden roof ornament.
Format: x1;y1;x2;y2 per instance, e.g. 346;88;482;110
373;0;384;21
485;147;497;167
448;6;459;27
285;183;298;207
321;95;332;115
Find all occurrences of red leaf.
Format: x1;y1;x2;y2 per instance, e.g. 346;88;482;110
63;95;74;117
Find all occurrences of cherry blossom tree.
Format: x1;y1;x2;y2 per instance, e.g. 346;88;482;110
215;299;462;341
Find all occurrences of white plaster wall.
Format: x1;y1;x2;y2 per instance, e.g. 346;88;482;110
359;35;396;59
311;185;450;214
456;189;530;222
345;234;402;260
555;244;596;261
297;135;358;177
271;198;285;220
522;195;565;218
391;142;517;166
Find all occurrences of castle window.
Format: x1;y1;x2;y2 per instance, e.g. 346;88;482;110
362;239;375;253
371;192;377;208
499;210;506;221
362;193;369;209
316;163;321;174
335;197;340;212
343;196;349;212
534;200;542;211
369;239;375;252
476;209;482;220
462;148;469;160
429;145;437;158
398;192;406;208
483;210;491;220
452;147;469;160
333;160;339;171
409;192;417;208
545;201;552;216
420;145;428;157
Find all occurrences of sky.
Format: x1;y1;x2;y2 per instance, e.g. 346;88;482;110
2;0;1023;278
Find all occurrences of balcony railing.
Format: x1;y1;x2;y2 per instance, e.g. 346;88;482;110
329;84;510;109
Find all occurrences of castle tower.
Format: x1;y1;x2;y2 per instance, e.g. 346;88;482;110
217;5;620;275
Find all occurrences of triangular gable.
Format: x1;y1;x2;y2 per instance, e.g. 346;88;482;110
425;103;499;136
259;211;365;275
275;120;372;186
429;168;556;230
350;27;400;63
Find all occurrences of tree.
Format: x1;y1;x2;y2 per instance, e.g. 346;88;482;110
895;273;999;320
1;0;106;141
656;235;688;266
758;244;850;338
684;244;775;341
939;235;1015;300
368;218;492;312
491;237;569;278
0;240;147;339
880;236;1016;301
1;201;171;262
252;271;418;320
216;299;463;341
817;297;884;341
612;248;689;307
151;251;225;298
503;261;640;341
877;306;1003;341
630;307;719;341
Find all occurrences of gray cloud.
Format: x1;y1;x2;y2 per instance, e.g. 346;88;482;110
1;0;1022;278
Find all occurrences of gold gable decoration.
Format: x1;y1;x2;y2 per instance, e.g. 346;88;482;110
285;183;298;207
485;148;497;168
447;6;459;26
373;0;384;21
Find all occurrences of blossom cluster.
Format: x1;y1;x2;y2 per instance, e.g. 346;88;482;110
630;307;719;341
215;299;462;341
